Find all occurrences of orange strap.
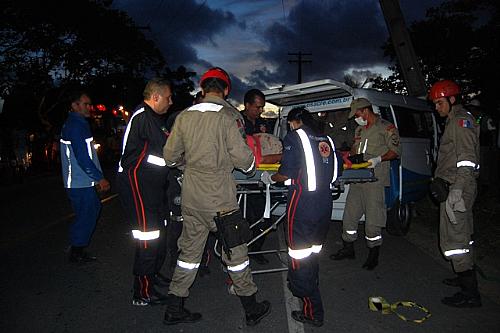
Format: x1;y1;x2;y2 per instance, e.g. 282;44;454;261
246;135;262;166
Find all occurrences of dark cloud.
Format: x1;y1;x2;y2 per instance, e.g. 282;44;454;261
246;0;390;86
113;0;239;68
113;0;445;100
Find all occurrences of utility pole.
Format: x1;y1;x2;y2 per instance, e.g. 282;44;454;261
288;52;312;84
379;0;427;97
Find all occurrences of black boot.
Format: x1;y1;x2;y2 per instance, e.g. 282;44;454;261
329;240;355;260
239;294;271;326
69;246;97;263
132;275;168;306
442;275;461;287
442;270;481;308
163;294;202;325
362;246;380;270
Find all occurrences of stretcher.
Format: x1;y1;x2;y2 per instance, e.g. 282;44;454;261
229;163;377;275
229;164;289;274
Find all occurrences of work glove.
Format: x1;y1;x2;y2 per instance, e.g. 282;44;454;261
445;189;466;224
447;189;466;210
367;156;382;168
260;171;276;185
445;200;458;225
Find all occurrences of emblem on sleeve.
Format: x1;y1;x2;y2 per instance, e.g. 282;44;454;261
458;119;473;128
318;142;331;158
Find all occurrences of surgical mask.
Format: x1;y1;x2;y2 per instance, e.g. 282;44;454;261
355;116;367;126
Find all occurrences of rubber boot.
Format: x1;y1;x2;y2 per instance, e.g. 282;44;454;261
163;294;202;325
239;294;271;326
442;270;482;308
329;240;355;260
362;246;379;270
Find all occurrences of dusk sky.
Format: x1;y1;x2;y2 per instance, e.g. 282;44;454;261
112;0;444;102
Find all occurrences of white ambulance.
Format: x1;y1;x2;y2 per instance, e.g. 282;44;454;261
263;79;438;235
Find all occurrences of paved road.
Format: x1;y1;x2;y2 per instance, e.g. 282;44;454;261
1;170;500;332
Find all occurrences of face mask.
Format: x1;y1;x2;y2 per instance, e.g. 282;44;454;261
355;116;367;126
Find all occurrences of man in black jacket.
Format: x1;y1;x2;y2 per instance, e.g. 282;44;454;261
117;78;173;306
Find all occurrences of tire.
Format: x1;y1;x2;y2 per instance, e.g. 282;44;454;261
386;200;411;236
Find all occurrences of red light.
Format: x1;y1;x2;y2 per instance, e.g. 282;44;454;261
112;109;118;116
96;104;106;111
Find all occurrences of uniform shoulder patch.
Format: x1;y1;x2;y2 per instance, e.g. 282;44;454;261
458;119;473;128
318;141;331;158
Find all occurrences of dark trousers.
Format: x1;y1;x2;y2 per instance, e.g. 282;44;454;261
66;187;101;247
117;169;168;276
286;188;331;321
288;253;323;321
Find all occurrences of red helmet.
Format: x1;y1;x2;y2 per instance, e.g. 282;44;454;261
200;67;231;93
428;80;460;100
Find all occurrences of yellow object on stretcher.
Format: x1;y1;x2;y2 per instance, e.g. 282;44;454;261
258;162;371;172
257;163;280;172
344;162;372;170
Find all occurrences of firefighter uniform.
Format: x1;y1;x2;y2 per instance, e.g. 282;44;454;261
342;116;401;247
279;125;339;324
435;104;480;273
117;102;169;303
163;94;257;298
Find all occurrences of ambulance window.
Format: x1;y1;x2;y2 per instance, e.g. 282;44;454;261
378;106;393;122
393;106;433;138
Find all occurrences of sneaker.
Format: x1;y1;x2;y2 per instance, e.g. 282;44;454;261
132;292;169;306
291;310;323;327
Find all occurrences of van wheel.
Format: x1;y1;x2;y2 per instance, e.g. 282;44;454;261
386;200;411;236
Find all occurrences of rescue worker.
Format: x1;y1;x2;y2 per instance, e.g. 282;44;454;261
162;67;271;326
242;88;270;134
60;89;110;263
429;80;481;307
330;98;401;270
163;91;215;279
261;107;339;327
117;78;173;306
241;88;271;265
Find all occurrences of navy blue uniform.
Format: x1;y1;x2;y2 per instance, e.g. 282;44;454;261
279;125;339;322
117;103;170;301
